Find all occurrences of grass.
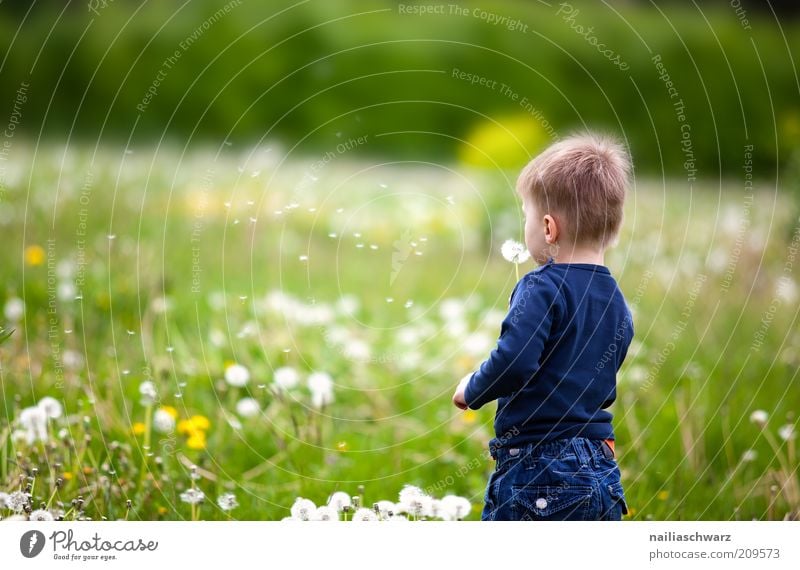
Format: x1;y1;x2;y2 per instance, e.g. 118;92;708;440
0;143;798;521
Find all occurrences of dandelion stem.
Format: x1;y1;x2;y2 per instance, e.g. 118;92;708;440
515;262;520;283
137;403;153;497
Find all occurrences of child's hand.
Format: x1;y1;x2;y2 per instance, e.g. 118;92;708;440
452;372;472;410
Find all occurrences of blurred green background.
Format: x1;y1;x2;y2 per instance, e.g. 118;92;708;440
1;0;799;177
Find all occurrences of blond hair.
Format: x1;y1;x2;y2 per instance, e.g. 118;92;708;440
516;131;631;249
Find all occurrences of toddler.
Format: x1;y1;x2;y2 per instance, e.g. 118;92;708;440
452;132;634;520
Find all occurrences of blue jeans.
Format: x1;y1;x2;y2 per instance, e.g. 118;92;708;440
481;437;629;521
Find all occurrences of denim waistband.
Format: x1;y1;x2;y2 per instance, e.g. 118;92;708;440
491;437;611;470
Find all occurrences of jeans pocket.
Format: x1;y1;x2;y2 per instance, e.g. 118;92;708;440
510;483;594;521
607;480;629;517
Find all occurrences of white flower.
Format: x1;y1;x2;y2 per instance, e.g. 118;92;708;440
139;381;157;406
778;424;796;441
343;338;370;361
398;485;434;518
29;509;54;521
3;297;24;321
2;514;27;521
224;364;250;387
273;366;299;391
37;397;63;419
18;406;48;444
235;397;260;418
290;497;316;521
180;488;205;505
6;490;30;513
501;239;530;264
439;495;472;520
0;492;9;509
217;492;238;511
327;491;351;512
351;508;379;521
373;500;395;520
308;371;334;408
153;409;176;433
439;299;464;321
312;505;339;521
749;410;768;428
741;449;757;462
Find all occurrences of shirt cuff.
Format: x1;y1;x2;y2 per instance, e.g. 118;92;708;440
462;372;480;410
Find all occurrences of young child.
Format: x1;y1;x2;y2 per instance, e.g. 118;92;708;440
452;131;634;521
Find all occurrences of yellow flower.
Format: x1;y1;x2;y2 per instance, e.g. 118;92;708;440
62;472;73;481
159;405;178;419
132;422;146;435
657;490;669;501
627;507;636;516
157;506;167;515
190;415;210;430
461;410;477;424
186;431;207;450
24;245;45;266
336;440;348;452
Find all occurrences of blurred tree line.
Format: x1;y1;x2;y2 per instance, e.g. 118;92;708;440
0;0;798;179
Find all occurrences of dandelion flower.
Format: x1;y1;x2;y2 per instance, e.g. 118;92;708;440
186;431;207;450
180;488;205;505
29;509;54;521
312;505;339;521
273;366;299;391
308;371;334;408
18;406;48;444
153;409;176;433
224;363;250;387
327;491;351;512
139;381;157;406
398;485;434;518
37;396;63;419
501;239;531;264
290;497;316;521
217;492;238;511
3;297;24;321
235;397;260;418
778;424;796;441
749;410;768;428
6;490;30;513
351;508;379;521
439;495;472;520
374;500;395;519
24;244;45;266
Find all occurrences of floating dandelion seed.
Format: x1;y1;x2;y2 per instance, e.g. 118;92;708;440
217;493;238;512
180;489;205;505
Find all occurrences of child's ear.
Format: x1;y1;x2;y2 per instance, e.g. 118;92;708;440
543;214;559;244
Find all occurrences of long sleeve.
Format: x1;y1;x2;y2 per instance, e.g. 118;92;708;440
463;273;560;410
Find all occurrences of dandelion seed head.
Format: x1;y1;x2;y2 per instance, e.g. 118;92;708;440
501;239;531;264
180;488;205;505
29;509;54;521
327;491;351;512
351;508;379;521
139;381;157;406
217;492;238;511
290;497;316;521
778;424;796;441
235;397;260;418
224;364;251;387
749;409;768;427
273;366;300;391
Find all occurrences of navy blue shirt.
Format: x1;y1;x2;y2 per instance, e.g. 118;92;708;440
463;256;634;453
